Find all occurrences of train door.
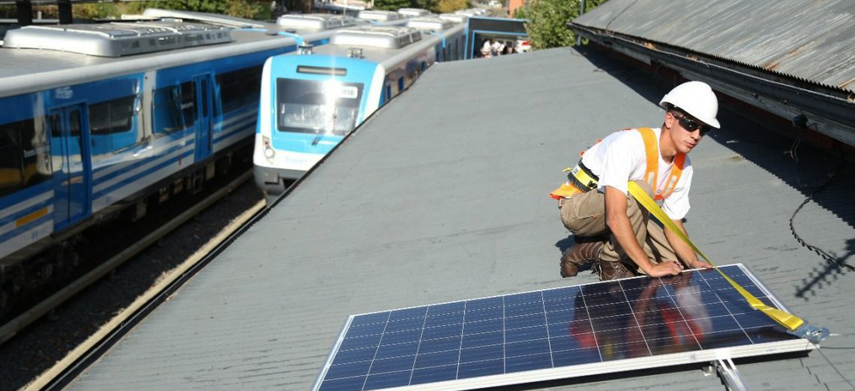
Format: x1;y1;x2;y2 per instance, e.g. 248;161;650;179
49;104;91;231
193;74;214;161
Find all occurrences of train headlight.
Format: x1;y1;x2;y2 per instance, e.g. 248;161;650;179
263;136;275;161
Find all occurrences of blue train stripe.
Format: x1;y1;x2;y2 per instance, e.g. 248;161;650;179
92;134;195;191
214;117;255;145
92;130;194;182
93;146;195;201
0;189;52;222
0;215;52;259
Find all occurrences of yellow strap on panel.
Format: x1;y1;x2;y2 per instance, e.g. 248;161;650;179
627;181;804;331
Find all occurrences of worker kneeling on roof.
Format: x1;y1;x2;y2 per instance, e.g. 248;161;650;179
550;81;719;281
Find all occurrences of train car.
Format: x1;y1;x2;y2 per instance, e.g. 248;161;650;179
0;12;356;312
356;10;409;27
253;20;467;200
397;8;432;18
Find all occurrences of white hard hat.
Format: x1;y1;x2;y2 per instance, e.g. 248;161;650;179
659;81;720;129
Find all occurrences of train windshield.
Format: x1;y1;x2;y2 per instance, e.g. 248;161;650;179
276;78;364;136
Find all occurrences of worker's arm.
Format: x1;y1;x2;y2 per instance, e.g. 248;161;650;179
665;219;712;269
604;186;683;277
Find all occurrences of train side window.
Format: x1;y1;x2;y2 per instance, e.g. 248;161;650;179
0;117;51;197
216;71;244;113
89;95;137;153
200;79;208;118
181;81;196;126
152;86;184;134
398;77;404;93
243;65;263;106
215;65;262;114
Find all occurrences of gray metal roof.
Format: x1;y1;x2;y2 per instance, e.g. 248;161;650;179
574;0;855;93
64;47;855;391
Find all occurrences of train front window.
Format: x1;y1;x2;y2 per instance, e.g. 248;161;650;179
276;78;363;136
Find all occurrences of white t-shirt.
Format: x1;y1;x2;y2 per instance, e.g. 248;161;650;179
580;128;693;220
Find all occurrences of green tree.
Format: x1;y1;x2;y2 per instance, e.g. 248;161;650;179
524;0;606;49
373;0;412;11
436;0;468;13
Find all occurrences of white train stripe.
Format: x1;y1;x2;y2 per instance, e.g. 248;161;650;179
0;221;53;260
93;134;195;181
0;191;53;222
92;155;196;213
219;109;256;129
214;127;254;153
0;205;54;237
93;139;194;194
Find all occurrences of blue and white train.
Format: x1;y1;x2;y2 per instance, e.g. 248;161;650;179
0;11;358;310
253;17;467;199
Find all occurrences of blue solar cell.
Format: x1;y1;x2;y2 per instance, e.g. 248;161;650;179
463;318;502;334
552;347;600;366
549;332;595;352
505;312;544;330
418;336;460;354
389;307;427;321
465;297;503;312
428;302;465;316
318;375;366;391
460;344;503;363
384;317;424;333
422;323;463;340
601;340;651;361
465;306;503;322
505;338;550;357
414;349;459;369
350;312;390;326
375;341;419;359
457;359;503;379
506;325;548;343
338;334;382;351
370;355;416;374
380;329;421;345
332;346;377;365
325;360;372;379
506;352;552;373
364;370;411;390
346;322;387;338
505;291;543;306
315;265;806;391
461;330;502;349
410;364;457;384
699;330;753;349
424;312;462;328
505;302;544;317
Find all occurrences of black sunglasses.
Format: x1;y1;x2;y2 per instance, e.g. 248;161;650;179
673;112;711;136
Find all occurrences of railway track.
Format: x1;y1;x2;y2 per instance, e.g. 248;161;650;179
0;170;266;391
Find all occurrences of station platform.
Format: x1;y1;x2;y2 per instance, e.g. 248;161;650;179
66;46;855;391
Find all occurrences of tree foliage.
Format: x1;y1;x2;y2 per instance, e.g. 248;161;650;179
373;0;412;11
524;0;607;50
436;0;468;14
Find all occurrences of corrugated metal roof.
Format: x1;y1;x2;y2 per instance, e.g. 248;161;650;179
575;0;855;93
65;47;855;391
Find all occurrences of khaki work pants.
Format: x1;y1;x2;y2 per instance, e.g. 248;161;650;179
558;181;677;271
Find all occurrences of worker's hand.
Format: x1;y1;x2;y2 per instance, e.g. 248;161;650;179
686;259;713;269
644;260;683;277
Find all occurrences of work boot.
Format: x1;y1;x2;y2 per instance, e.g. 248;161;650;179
593;260;636;281
560;239;604;278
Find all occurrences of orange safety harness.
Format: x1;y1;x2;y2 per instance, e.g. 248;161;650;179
549;127;686;201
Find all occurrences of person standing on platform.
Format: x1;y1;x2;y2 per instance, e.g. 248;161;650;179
549;81;718;281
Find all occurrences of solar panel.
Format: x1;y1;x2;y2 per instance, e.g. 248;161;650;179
312;264;814;391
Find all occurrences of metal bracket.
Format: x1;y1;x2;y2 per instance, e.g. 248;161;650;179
713;358;750;391
790;324;830;345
